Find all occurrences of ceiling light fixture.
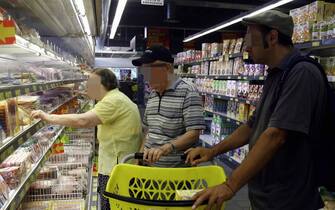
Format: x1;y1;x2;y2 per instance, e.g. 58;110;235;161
70;0;94;53
183;0;294;42
110;0;128;39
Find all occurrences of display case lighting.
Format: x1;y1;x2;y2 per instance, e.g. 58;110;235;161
183;0;294;42
110;0;128;39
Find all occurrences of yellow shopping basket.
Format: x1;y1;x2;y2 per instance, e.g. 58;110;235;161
103;153;226;210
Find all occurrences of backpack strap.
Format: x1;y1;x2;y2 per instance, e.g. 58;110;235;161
272;55;329;111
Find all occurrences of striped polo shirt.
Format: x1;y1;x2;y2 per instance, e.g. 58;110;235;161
143;78;206;167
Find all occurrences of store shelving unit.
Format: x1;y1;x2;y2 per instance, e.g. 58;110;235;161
0;35;77;65
0;95;78;163
1;127;65;210
196;74;265;81
0;99;91;210
0;79;85;101
204;109;244;126
201;92;258;106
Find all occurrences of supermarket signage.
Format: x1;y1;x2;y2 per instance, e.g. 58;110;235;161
0;19;16;45
141;0;164;6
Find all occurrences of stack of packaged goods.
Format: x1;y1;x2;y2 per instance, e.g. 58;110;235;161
0;88;76;145
290;1;335;43
196;79;263;101
175;50;202;64
20;128;94;210
0;125;62;208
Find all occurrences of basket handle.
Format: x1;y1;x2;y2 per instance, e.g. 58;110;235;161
103;191;209;207
121;152;187;164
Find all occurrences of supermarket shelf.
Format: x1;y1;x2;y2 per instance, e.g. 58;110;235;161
328;76;335;83
0;95;77;163
196;74;265;81
1;127;65;210
295;39;335;51
201;92;258;106
204;109;244;125
177;73;196;78
0;79;85;101
85;160;94;210
174;52;245;66
0;35;76;65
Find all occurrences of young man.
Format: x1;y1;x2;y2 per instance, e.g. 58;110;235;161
31;69;142;210
186;10;326;210
132;45;205;167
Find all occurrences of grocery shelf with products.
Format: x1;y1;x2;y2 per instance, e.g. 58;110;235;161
0;96;92;210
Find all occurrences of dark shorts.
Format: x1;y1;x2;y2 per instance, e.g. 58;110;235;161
98;174;110;210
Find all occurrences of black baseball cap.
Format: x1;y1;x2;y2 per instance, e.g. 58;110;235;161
132;45;174;66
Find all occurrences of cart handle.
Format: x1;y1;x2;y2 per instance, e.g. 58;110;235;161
121;152;187;164
103;191;208;207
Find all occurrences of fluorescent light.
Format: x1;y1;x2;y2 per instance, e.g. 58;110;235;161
70;0;94;53
144;26;147;39
183;0;294;42
110;0;128;39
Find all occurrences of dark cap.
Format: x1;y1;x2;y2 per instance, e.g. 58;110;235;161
132;45;174;66
242;10;294;38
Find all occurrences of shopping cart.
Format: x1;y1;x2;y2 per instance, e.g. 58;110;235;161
103;153;226;210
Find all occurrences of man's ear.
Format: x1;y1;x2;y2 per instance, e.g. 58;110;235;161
269;30;279;46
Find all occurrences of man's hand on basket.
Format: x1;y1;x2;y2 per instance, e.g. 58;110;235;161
192;183;235;210
143;144;173;164
185;147;215;166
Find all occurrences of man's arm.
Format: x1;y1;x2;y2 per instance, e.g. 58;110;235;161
31;110;102;128
186;124;252;165
192;127;287;209
170;129;201;151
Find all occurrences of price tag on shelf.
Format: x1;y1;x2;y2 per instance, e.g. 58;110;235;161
259;76;265;80
312;41;320;47
215;76;219;79
243;76;248;80
246;100;251;104
18;137;24;145
234;98;238;102
26;131;32;138
218;95;221;99
227;76;231;79
237;76;242;79
230;98;233;101
243;52;249;60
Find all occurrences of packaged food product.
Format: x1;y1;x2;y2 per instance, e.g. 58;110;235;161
222;39;231;54
323;3;335;21
320;21;328;40
300;5;310;24
290;8;300;25
0;166;21;189
312;22;321;40
308;1;324;23
234;38;244;54
175;189;203;200
229;39;237;55
248;64;255;77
